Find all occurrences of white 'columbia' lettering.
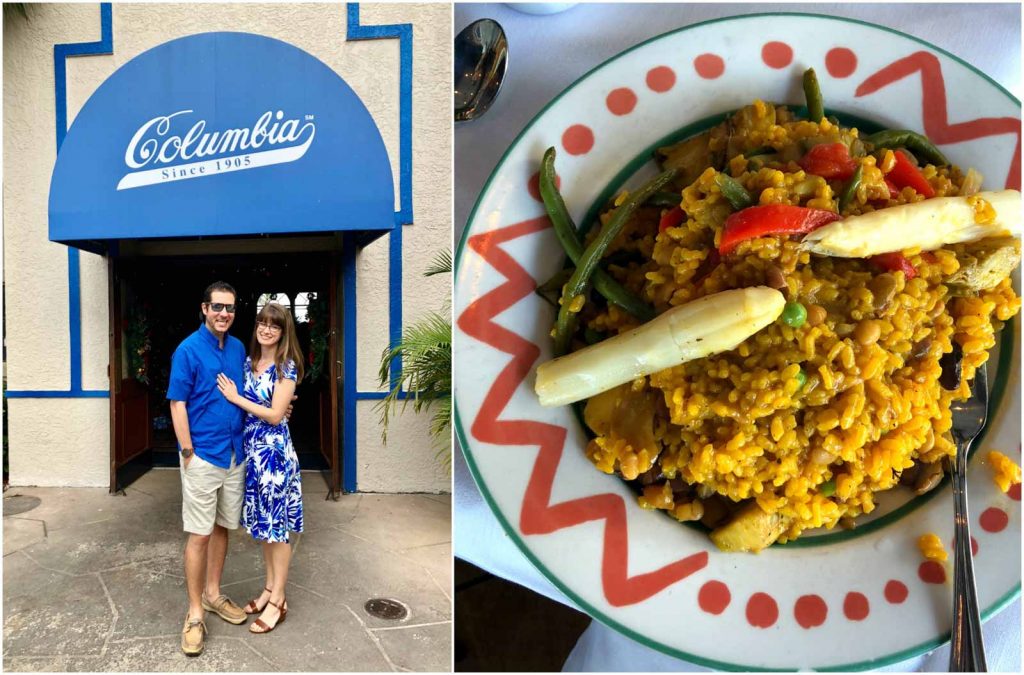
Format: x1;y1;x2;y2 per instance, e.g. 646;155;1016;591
118;109;316;190
124;109;315;170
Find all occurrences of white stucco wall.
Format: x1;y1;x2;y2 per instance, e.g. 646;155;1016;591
7;400;110;487
357;402;450;493
3;4;110;486
354;3;453;492
3;3;452;492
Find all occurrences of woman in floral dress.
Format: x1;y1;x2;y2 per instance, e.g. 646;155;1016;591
216;302;304;634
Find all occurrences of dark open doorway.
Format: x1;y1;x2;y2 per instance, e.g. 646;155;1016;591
108;244;342;495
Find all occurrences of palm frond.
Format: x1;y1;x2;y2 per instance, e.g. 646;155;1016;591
377;312;451;386
375;311;452;453
3;4;29;21
376;249;453;473
424;250;452;277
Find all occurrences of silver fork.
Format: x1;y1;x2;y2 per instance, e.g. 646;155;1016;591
948;360;989;672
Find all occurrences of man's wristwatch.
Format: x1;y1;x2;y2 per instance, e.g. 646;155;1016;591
180;447;194;458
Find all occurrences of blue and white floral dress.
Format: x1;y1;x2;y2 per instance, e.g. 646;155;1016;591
241;357;304;543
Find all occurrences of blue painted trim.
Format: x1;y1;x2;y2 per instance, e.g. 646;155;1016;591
346;2;411;388
7;3;112;400
355;391;412;401
386;223;404;391
343;3;415;491
17;5;417;493
341;243;359;493
53;3;113;151
345;3;413;226
5;390;109;399
67;249;83;389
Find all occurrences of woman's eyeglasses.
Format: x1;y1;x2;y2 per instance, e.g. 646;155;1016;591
256;321;283;333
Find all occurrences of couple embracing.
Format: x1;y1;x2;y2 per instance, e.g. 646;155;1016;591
167;281;304;656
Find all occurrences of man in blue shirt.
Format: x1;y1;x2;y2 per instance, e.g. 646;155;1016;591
167;281;248;655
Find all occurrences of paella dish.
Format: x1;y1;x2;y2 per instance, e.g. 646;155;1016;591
533;70;1022;552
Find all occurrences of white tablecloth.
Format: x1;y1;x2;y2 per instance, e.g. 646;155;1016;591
454;3;1022;671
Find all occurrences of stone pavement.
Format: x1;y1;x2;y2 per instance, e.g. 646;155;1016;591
2;469;452;672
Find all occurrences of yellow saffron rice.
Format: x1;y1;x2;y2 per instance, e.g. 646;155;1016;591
575;101;1020;545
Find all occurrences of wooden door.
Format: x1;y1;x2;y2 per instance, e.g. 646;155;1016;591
117;379;150;464
317;254;342;497
108;259;153;493
108;259;121;493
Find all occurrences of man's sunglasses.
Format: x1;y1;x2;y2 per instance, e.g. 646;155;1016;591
206;303;237;313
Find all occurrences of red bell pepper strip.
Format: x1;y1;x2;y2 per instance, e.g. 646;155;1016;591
871;252;918;279
659;207;685;233
886;150;935;198
719;204;842;255
884;178;899;199
798;143;858;180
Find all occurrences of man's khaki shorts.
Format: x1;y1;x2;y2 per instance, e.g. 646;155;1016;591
180;453;245;535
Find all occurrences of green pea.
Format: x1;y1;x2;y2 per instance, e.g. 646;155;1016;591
781;301;807;328
795;369;808;389
820;479;836;497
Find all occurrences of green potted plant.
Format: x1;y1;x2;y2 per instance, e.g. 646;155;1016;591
376;251;452;471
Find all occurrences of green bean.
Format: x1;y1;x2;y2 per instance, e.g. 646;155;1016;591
539;152;656;324
646;191;683;208
866;129;949;167
820;479;836;497
837;163;863;213
795;368;808;390
539;148;655;323
803;68;825;122
551;167;679;355
745;146;775;157
714;173;754;210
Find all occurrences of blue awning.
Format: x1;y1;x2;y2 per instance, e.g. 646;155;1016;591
49;32;395;254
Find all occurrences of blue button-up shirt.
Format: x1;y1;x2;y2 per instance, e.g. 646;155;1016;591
166;323;246;468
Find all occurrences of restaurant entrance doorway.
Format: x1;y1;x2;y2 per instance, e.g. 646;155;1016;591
107;242;342;496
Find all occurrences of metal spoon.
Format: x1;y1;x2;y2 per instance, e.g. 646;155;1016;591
454;19;508;122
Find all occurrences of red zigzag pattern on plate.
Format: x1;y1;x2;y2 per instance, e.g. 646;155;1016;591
855;51;1021;190
459;216;708;607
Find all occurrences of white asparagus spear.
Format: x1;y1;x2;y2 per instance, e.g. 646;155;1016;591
535;287;786;407
801;189;1021;258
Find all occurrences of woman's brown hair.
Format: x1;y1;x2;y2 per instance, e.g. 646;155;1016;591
250;302;305;384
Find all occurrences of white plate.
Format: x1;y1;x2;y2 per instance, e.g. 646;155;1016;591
454;13;1021;670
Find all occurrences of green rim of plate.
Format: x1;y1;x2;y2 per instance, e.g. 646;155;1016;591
454;12;1021;671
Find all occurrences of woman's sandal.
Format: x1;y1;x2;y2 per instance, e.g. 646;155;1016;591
243;587;273;615
249;599;287;634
